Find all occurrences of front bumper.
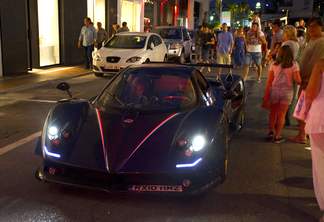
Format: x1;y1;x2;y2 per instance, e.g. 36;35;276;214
35;160;222;194
93;65;125;75
167;48;182;58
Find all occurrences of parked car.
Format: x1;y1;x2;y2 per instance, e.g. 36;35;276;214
153;26;193;63
35;63;245;194
92;32;167;77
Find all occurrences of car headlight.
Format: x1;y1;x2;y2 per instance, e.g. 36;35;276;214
189;135;206;152
126;56;142;63
94;54;102;62
48;126;59;140
170;43;182;49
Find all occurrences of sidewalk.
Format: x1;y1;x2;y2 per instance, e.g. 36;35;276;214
0;66;92;94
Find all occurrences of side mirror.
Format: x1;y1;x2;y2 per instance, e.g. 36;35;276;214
56;82;73;98
89;95;97;103
56;82;70;91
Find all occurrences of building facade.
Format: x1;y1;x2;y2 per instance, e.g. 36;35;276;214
0;0;209;77
0;0;147;77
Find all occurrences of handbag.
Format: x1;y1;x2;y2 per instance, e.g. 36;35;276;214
293;90;308;121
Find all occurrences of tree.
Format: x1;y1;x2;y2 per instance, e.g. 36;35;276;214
228;1;250;27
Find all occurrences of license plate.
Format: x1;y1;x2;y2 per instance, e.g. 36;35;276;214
129;185;183;192
107;65;119;70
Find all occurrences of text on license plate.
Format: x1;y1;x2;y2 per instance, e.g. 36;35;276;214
129;185;183;192
107;65;119;70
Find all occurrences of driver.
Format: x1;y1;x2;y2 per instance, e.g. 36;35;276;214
129;77;148;104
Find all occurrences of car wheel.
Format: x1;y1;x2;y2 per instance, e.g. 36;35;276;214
94;73;104;77
179;50;185;64
163;55;168;62
144;59;150;64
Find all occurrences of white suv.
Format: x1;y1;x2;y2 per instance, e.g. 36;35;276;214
153;26;193;64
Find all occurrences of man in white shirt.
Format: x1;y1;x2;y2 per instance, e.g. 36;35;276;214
78;17;97;69
242;22;267;82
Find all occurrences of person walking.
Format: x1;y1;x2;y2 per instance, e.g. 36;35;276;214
269;20;283;60
233;27;246;68
242;22;266;82
263;45;301;143
290;17;324;144
78;17;97;69
96;22;108;49
112;24;120;36
216;23;234;75
199;23;215;73
305;59;324;222
282;25;300;126
118;22;130;33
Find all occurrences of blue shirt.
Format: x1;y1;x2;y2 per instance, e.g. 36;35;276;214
79;25;97;47
217;31;234;54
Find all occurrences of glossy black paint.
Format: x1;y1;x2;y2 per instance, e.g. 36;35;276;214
35;64;245;193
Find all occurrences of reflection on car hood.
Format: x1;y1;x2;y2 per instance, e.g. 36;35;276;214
96;48;145;59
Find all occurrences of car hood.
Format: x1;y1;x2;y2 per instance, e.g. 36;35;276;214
96;47;145;60
163;39;183;47
97;109;183;173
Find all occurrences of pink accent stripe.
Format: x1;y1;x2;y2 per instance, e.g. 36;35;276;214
121;113;178;169
95;108;109;172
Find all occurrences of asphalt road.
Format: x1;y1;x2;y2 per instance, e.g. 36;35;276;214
0;72;320;222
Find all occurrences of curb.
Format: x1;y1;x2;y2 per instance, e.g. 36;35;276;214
0;71;93;94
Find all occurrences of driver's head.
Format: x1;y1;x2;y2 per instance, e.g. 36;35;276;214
132;77;146;96
177;80;187;91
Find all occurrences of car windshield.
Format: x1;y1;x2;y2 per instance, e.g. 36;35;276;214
96;68;197;112
105;35;147;49
155;28;182;40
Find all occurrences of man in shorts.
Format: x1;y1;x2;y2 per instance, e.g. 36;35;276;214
242;22;267;82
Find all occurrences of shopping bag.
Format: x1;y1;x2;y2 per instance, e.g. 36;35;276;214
293;90;308;121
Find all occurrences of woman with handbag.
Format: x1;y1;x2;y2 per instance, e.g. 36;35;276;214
305;59;324;222
263;45;301;143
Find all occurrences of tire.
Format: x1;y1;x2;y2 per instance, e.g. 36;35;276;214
94;73;104;77
179;50;185;64
144;59;150;64
163;55;168;62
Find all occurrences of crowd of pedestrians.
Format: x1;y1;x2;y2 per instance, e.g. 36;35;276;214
193;14;324;221
78;17;130;69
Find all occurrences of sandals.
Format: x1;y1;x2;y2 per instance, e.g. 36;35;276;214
288;136;307;144
267;131;274;140
273;137;285;144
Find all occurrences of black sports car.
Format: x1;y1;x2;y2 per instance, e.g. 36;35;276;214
35;63;245;194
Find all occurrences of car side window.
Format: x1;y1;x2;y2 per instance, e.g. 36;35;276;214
152;35;162;46
147;36;154;49
183;29;190;41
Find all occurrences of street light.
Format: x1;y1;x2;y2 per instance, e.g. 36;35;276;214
256;2;261;9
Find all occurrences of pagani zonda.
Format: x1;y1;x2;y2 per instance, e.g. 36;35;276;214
35;63;245;194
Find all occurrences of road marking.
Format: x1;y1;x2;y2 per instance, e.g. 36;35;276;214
19;99;57;104
0;131;41;156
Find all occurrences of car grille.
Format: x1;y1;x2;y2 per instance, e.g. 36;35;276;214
106;56;121;63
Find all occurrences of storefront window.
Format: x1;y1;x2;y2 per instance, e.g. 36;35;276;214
87;0;106;28
120;0;142;32
0;28;3;77
37;0;60;67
